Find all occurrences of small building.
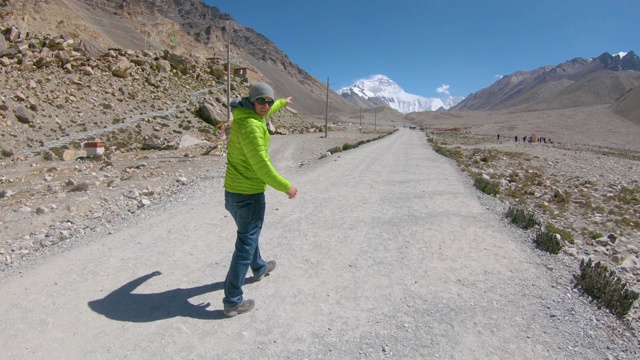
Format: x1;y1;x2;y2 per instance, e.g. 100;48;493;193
83;141;106;157
234;67;261;83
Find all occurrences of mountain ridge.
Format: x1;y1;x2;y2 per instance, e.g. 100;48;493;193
338;75;464;114
2;1;638;122
452;51;640;116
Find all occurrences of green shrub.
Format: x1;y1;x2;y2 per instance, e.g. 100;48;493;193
327;146;342;154
505;206;540;230
1;148;14;157
473;176;500;196
342;143;354;151
588;231;604;240
575;258;639;318
545;223;574;244
534;230;563;254
431;143;463;162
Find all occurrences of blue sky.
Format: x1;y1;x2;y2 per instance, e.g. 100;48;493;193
205;0;638;99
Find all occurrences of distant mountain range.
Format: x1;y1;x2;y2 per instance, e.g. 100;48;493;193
2;0;639;123
452;51;640;113
337;75;464;114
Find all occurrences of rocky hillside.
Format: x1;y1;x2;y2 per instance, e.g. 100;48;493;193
453;52;640;116
0;0;356;117
0;24;321;159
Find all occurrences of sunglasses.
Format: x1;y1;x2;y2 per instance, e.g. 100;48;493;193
255;97;275;106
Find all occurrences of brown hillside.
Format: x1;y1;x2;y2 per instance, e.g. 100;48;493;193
0;0;356;117
453;52;640;113
612;86;640;126
518;71;640;112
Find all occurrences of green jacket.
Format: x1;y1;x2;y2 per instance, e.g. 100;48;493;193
224;97;291;194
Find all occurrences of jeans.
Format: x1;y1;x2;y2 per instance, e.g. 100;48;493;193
223;190;268;308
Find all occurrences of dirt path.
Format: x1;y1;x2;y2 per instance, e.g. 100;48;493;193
0;129;635;359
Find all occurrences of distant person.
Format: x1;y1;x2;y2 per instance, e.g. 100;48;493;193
222;82;298;317
497;133;500;141
514;135;518;142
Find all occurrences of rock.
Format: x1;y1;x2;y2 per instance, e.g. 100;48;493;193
62;150;87;161
266;120;276;134
156;59;171;72
1;189;15;198
563;247;578;257
126;188;140;199
176;177;188;185
80;66;94;76
43;150;58;161
146;76;160;88
179;134;206;148
196;102;222;126
14;105;34;124
165;52;195;74
611;254;624;264
111;59;134;78
35;54;54;68
593;246;609;255
622;256;640;270
0;33;7;51
78;39;106;59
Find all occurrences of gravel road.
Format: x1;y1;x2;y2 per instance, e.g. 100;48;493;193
0;128;637;359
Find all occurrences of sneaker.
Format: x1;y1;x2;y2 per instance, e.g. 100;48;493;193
254;260;276;281
224;299;255;317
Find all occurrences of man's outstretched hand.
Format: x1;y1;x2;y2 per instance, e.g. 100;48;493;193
286;185;297;199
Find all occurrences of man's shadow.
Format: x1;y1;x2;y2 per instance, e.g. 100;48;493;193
88;271;228;322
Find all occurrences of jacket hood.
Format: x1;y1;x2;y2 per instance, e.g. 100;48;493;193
236;97;255;112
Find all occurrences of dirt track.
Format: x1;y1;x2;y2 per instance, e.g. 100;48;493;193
0;128;637;359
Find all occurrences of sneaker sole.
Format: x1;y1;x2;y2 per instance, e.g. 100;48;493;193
224;300;254;317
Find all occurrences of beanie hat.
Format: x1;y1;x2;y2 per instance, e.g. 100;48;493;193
248;82;275;102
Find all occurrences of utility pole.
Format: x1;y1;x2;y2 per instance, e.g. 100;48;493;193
226;42;231;121
374;108;377;132
325;76;329;138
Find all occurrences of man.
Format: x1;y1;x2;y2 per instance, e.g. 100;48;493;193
222;82;298;317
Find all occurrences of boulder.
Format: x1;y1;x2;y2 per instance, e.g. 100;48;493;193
14;105;34;124
156;59;171;72
111;59;134;78
196;102;222;126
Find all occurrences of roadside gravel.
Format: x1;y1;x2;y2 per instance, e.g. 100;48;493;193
0;128;637;359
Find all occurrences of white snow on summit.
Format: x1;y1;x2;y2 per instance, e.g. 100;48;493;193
338;74;463;113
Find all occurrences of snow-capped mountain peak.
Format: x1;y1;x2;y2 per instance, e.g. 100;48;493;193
338;75;463;113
